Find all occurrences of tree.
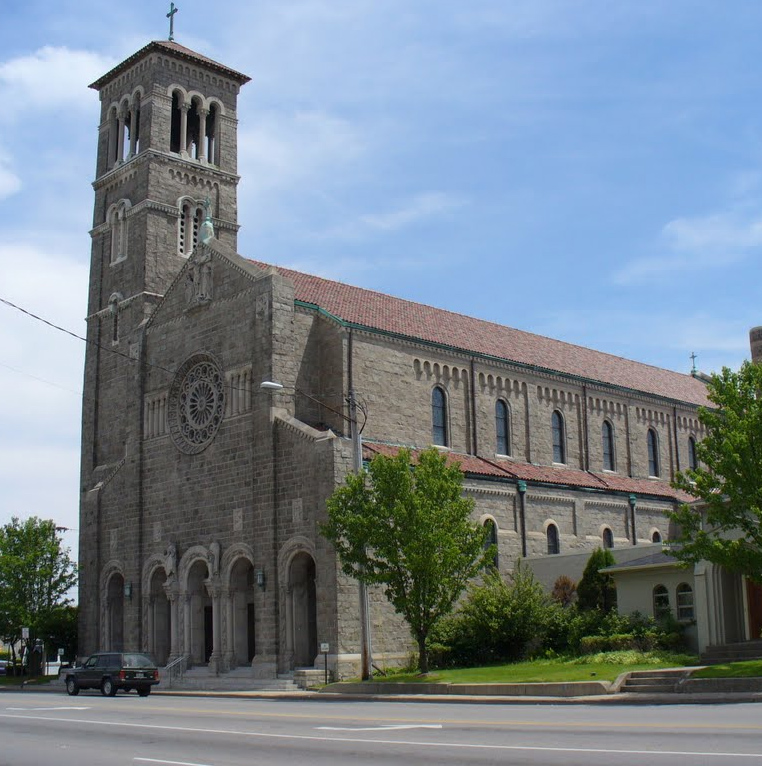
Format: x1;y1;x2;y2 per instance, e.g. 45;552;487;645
0;517;77;670
670;361;762;582
551;574;577;607
576;547;616;612
321;447;492;674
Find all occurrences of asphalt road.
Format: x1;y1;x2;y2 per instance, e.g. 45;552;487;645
1;690;761;766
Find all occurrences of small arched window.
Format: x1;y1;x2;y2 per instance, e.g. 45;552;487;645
495;400;510;455
547;523;560;555
551;411;565;464
653;584;670;619
602;527;614;549
676;583;694;621
688;436;698;471
602;421;615;471
109;200;130;264
484;519;498;569
432;386;448;446
647;429;660;477
651;530;662;544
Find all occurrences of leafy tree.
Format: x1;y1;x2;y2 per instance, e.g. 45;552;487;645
37;605;78;664
551;574;577;607
576;548;616;612
321;447;492;673
670;362;762;582
0;517;77;669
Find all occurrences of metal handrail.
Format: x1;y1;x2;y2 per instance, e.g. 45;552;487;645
163;655;187;689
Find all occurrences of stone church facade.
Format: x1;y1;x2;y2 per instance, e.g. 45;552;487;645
79;40;709;679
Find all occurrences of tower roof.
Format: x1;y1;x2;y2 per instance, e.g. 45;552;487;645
89;40;251;91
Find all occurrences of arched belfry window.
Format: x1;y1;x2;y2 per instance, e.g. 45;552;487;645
432;386;448;446
495;400;511;455
602;420;615;471
484;519;498;569
602;527;614;549
178;199;205;256
170;90;183;153
547;523;560;555
688;436;698;471
207;102;220;165
647;428;660;477
551;410;565;464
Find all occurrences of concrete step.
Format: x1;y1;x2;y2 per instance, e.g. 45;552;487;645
701;640;762;664
162;664;300;692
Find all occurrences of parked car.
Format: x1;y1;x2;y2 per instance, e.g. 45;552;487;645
0;660;7;676
64;652;160;697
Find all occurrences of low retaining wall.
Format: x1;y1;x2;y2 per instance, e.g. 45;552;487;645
322;680;612;697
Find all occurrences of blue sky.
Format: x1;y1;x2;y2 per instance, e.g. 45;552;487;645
1;1;761;556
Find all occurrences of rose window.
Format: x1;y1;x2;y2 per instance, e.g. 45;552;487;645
168;354;225;454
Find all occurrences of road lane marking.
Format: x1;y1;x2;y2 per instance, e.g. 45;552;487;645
135;759;214;766
1;713;761;759
6;707;91;711
318;724;442;732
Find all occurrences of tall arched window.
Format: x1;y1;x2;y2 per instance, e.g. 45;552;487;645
653;584;670;619
547;523;560;555
432;386;448;447
108;200;130;264
602;527;614;549
647;429;660;477
495;400;510;455
552;411;565;464
688;436;698;471
484;519;498;569
602;420;615;471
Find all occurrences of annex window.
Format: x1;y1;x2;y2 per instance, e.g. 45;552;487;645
551;410;566;464
688;436;698;471
653;584;670;619
602;420;615;471
546;523;560;555
432;386;448;447
652;529;662;544
484;519;498;569
495;400;510;455
602;527;614;549
676;583;694;621
647;428;660;477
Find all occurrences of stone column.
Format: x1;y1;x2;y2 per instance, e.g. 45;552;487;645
117;107;127;164
183;593;192;663
223;588;235;669
164;581;181;662
179;103;190;157
283;584;294;670
143;595;154;654
206;580;223;674
197;107;208;161
128;103;138;157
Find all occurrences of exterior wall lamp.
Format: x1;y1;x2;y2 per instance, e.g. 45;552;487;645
256;569;266;590
124;582;132;600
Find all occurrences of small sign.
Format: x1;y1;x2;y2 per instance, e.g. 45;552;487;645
320;642;329;653
21;627;29;639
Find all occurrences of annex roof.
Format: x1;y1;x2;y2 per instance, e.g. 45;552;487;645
90;41;251;90
252;261;710;406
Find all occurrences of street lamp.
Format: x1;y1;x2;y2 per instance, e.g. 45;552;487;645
260;380;373;680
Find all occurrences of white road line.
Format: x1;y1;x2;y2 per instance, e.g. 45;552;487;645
318;724;443;731
1;713;760;759
134;759;214;766
6;707;91;711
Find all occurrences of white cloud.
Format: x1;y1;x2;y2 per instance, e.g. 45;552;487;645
0;47;113;118
0;154;21;199
360;192;466;231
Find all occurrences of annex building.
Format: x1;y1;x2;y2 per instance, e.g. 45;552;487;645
79;39;710;680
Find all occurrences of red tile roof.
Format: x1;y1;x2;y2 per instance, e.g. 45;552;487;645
362;443;693;502
90;41;251;90
252;261;709;406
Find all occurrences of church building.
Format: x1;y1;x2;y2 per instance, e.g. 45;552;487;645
79;39;709;681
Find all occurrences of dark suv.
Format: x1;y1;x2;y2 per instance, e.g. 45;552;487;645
64;652;160;697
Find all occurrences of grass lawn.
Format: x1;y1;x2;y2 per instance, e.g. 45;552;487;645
366;652;698;685
693;660;762;679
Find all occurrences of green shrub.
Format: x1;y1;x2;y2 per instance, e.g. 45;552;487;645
577;548;617;612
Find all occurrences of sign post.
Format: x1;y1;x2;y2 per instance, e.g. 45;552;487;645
320;642;330;685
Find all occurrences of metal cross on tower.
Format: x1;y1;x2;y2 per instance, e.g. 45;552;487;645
690;351;697;375
167;2;179;41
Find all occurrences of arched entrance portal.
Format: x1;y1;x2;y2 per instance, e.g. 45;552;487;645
230;558;256;666
106;573;125;651
186;560;211;665
290;553;317;667
149;568;171;665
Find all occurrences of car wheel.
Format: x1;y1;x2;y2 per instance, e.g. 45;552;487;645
137;688;151;697
101;678;117;697
65;677;79;696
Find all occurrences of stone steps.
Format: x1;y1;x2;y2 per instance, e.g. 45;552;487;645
701;640;762;665
163;665;299;692
620;669;691;694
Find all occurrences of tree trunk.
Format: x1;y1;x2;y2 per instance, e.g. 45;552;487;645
417;634;428;675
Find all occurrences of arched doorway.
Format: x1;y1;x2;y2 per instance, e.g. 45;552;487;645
106;573;125;651
150;567;171;665
186;559;211;665
290;553;317;667
230;558;256;666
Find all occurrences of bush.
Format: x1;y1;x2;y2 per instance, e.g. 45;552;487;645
577;548;617;612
